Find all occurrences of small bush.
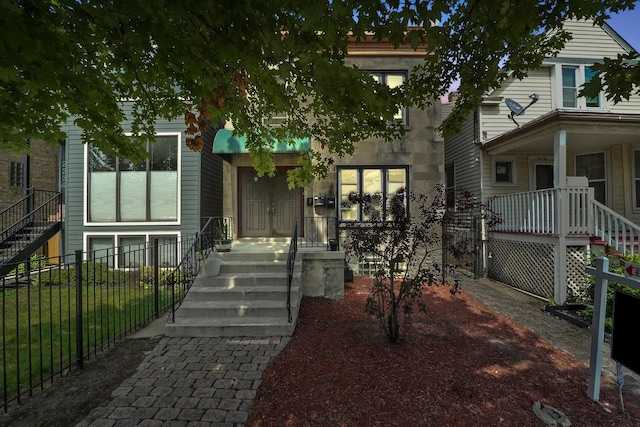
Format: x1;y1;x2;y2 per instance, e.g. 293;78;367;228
578;253;640;331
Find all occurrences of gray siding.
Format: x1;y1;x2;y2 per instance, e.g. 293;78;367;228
444;113;482;198
61;106;207;254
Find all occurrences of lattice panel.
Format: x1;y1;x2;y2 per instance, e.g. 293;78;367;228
566;246;588;301
488;239;555;299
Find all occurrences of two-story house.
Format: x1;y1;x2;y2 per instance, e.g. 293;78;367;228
445;19;640;304
213;34;443;245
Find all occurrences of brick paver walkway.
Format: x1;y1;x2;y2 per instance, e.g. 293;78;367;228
75;336;289;427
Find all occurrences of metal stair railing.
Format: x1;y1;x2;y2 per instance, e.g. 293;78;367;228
590;199;640;257
0;190;62;272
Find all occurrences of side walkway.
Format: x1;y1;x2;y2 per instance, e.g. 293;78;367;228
461;276;640;399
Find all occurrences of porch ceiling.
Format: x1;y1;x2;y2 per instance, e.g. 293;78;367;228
482;110;640;155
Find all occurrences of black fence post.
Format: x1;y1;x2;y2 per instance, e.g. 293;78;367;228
153;238;159;318
75;250;84;370
441;219;448;285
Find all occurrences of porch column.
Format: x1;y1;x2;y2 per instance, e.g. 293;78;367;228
554;128;567;303
553;129;567;188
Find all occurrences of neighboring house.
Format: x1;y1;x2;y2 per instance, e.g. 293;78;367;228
61;117;223;265
214;34;443;243
0;140;62;264
444;19;640;304
0;140;60;210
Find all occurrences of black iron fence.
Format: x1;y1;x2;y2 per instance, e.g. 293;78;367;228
0;218;219;413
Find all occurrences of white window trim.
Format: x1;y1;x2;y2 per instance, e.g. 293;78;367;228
83;231;182;266
552;64;608;111
83;132;182;226
492;156;517;186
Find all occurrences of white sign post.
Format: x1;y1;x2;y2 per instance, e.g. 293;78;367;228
585;257;640;401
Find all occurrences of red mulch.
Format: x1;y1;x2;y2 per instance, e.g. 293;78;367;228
247;277;640;426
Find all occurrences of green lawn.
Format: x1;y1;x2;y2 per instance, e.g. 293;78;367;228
1;279;175;407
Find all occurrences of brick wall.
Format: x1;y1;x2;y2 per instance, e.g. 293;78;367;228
0;140;59;211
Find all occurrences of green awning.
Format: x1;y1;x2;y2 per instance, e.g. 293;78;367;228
213;129;310;154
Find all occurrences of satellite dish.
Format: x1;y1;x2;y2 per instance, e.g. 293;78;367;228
505;93;539;127
505;98;524;115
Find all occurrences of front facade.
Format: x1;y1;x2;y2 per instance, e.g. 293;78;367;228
445;19;640;303
215;36;443;243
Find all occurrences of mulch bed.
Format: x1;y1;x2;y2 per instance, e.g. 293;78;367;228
247;277;640;426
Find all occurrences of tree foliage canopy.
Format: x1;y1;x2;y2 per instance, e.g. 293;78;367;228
1;0;637;186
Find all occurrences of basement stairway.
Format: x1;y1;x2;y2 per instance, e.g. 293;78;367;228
165;242;302;337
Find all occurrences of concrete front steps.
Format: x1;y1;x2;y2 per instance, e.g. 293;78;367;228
165;246;301;337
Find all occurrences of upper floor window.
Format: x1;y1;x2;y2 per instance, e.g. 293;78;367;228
10;161;23;187
87;135;179;223
370;72;407;125
338;166;408;222
560;65;601;109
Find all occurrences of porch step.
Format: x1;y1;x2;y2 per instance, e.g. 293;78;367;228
165;249;301;338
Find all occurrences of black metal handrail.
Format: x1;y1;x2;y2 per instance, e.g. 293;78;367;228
286;222;298;322
167;217;217;323
0;191;62;271
1;189;61;243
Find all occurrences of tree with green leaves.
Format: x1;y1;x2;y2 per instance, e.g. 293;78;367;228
1;0;637;187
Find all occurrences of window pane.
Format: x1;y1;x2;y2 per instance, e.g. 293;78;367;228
150;172;178;220
495;161;513;183
635;151;640;178
339;169;358;221
89;237;114;263
152;136;178;171
584;67;600;107
89;146;117;221
562;67;577;108
387;169;407;219
120;172;147;221
562;89;577;108
576;153;604;179
386;74;404;89
119;236;146;267
90;171;116;221
157;236;178;267
363;170;383;221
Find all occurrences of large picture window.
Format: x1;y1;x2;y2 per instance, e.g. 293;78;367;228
88;135;178;222
338;167;408;222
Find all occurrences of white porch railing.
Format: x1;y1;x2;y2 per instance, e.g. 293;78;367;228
488;187;590;236
591;200;640;256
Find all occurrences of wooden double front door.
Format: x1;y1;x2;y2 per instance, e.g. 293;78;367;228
240;168;301;238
